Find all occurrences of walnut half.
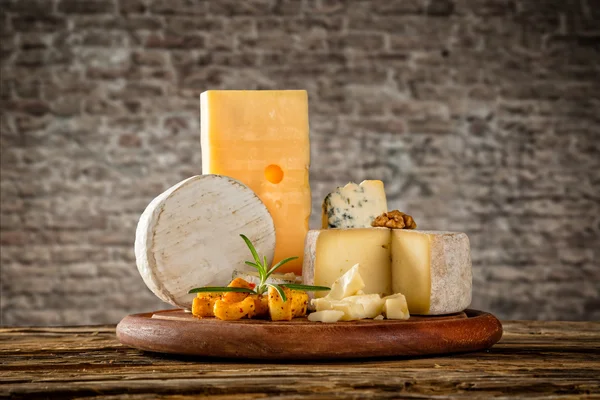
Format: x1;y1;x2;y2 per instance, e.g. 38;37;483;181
371;210;417;229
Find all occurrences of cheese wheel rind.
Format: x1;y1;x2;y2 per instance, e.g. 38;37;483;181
417;231;472;315
302;230;319;291
135;175;276;309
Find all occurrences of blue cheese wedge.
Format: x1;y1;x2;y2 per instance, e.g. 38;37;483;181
321;180;388;229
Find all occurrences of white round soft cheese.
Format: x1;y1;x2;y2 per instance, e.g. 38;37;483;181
134;175;276;309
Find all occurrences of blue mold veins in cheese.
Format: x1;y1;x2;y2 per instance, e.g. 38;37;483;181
321;180;388;229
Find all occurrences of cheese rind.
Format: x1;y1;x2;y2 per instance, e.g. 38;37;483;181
134;175;276;309
391;230;472;315
322;180;388;229
303;228;392;298
201;90;310;274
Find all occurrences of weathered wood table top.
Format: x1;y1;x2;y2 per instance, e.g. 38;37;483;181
1;320;599;399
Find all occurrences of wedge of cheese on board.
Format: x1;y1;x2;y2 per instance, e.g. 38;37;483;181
303;229;472;315
201;90;310;275
135;175;276;309
322;180;387;229
391;230;472;315
303;228;392;298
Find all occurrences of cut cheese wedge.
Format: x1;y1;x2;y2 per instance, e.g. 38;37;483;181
135;175;276;309
303;228;392;298
303;228;472;315
392;230;472;315
201;90;310;275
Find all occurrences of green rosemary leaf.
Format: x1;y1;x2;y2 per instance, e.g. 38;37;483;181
245;261;261;270
279;284;331;292
268;284;287;302
266;256;299;279
188;287;256;294
240;234;262;268
256;285;268;296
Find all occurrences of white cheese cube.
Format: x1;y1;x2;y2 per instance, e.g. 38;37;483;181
331;300;368;321
326;263;365;300
383;293;410;320
311;295;383;321
307;310;344;323
310;297;365;320
344;294;385;318
311;297;334;311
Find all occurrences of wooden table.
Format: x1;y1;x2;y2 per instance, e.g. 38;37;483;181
1;321;599;399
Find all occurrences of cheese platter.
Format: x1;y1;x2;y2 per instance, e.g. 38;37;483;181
117;309;502;360
118;90;503;359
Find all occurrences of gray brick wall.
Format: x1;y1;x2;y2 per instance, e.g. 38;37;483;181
1;0;599;325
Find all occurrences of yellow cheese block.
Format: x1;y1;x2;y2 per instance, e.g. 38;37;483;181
391;230;472;315
200;90;310;274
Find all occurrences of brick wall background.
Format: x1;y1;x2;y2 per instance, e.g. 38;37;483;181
1;0;599;326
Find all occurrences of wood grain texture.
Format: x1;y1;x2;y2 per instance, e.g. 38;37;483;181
116;309;501;360
1;321;599;399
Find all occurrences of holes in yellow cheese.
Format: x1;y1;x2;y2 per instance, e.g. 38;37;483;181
264;164;284;184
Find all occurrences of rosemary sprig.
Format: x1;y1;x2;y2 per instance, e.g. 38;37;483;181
188;234;330;302
188;287;255;294
279;284;331;291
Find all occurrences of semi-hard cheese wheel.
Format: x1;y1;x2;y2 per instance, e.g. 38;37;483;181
135;175;276;309
302;228;472;315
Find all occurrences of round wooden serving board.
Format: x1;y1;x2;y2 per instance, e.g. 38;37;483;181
117;309;502;360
